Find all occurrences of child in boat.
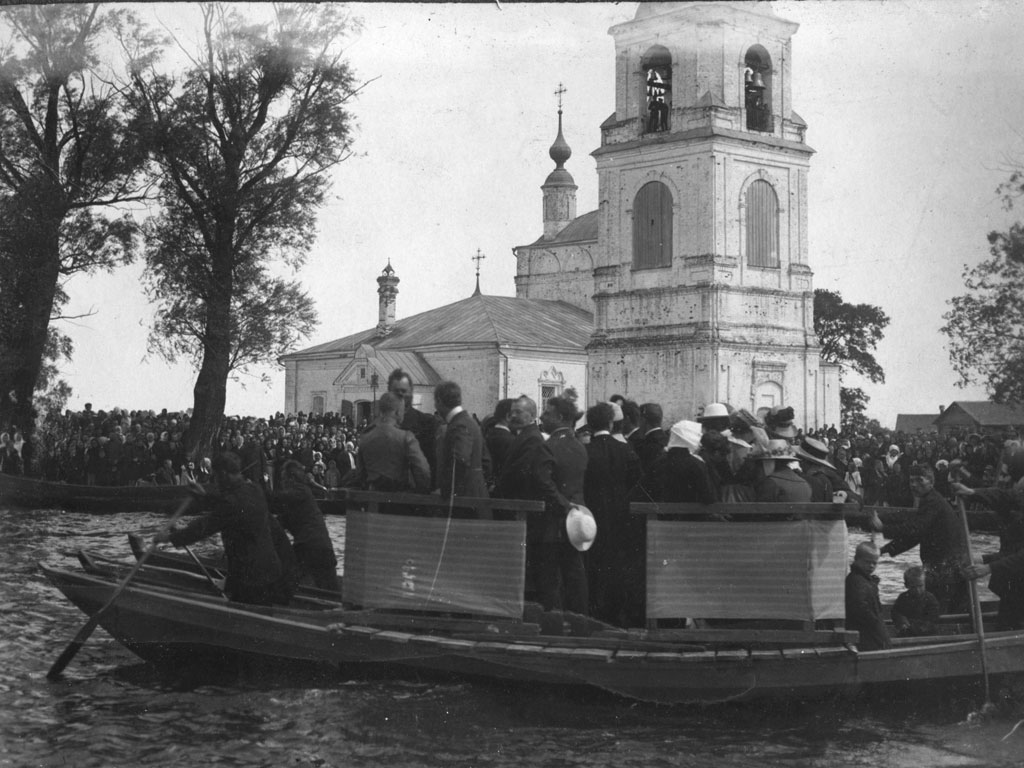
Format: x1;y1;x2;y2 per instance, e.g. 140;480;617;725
891;566;940;637
845;542;891;651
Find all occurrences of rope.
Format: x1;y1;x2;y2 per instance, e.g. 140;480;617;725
424;453;458;605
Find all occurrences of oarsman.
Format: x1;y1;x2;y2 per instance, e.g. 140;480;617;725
349;392;431;492
434;381;490;499
870;465;969;613
271;459;340;592
153;452;292;605
388;368;439;487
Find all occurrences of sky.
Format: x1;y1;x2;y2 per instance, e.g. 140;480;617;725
46;0;1020;426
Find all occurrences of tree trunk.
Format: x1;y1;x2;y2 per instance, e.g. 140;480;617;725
0;208;62;438
184;243;234;460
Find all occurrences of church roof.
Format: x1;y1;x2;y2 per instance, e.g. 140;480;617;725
518;209;599;249
282;293;594;360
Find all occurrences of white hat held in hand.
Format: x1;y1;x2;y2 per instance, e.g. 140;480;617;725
566;505;597;552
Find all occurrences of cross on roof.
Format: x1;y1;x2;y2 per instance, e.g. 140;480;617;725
554;82;566;112
472;248;486;295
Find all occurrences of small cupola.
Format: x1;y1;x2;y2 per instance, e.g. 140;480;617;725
541;83;578;240
376;260;399;337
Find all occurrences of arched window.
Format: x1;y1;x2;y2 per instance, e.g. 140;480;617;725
633;181;673;269
642;45;672;133
745;179;779;268
744;45;773;132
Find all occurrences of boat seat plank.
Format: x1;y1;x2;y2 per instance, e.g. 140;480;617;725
408;635;477;651
613;650;649;662
327;624;380;637
644;652;688;663
715;649;751;662
373;630;415;643
540;647;578;659
568;648;615;662
781;647;819;660
750;649;786;661
634;627;858;647
504;644;547;656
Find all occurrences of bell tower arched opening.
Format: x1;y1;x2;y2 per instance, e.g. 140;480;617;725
744;45;773;132
641;45;671;134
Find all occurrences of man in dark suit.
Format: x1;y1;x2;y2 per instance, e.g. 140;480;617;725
434;381;489;499
349;393;431;492
388;368;439;488
583;402;643;626
484;398;515;484
635;402;669;477
495;395;588;616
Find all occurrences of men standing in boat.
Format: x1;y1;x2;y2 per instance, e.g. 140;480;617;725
870;465;969;613
845;542;891;651
270;459;341;592
388;369;439;488
153;452;291;606
349;392;431;492
433;381;489;499
495;395;588;617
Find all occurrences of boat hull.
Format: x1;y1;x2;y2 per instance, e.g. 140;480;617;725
42;565;1024;705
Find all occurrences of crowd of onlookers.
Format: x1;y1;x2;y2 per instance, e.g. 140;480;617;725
0;403;370;492
0;399;1016;510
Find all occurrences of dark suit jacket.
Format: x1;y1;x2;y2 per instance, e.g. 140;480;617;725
400;406;439;486
495;424;575;543
584;433;643;546
438;409;490;499
351;421;431;492
485;424;515;482
635;427;669;477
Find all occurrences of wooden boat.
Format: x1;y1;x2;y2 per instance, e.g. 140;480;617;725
42;493;1024;704
0;472;348;515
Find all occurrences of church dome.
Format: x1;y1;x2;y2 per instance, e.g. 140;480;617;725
549;124;572;167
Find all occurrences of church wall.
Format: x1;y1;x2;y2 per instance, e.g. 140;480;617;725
514;241;596;314
419;347;500;421
505;352;588;411
291;356;351;415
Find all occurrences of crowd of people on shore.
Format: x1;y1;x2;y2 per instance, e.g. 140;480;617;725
5;375;1023;644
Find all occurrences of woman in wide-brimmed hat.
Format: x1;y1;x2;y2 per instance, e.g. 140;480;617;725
750;438;813;503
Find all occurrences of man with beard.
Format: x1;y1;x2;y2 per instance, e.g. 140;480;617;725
388;368;439;489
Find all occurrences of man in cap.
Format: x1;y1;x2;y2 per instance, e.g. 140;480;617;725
870;465;968;613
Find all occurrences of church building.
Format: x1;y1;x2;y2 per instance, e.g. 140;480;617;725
282;2;841;428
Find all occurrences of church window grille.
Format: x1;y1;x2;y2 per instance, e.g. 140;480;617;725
642;46;672;134
359;367;366;379
744;46;773;132
632;181;673;269
746;179;779;268
311;393;325;416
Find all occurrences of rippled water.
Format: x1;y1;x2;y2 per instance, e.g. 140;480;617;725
2;505;1023;768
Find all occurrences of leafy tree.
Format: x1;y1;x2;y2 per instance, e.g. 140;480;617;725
814;288;890;425
126;4;359;457
942;173;1024;402
0;4;147;435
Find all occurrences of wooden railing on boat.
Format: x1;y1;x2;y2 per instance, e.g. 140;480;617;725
340;490;542;620
631;502;849;641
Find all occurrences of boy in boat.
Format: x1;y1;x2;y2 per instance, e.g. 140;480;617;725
153;452;292;606
891;566;940;637
845;542;891;651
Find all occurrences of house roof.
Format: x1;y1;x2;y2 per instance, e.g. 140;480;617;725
894;414;938;433
333;349;442;388
518;209;600;250
935;401;1024;427
281;293;594;361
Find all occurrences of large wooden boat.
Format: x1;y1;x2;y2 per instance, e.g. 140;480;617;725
42;492;1024;704
0;473;348;515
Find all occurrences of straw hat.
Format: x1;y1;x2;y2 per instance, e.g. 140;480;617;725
750;438;798;461
566;505;597;552
667;420;702;451
795;437;835;469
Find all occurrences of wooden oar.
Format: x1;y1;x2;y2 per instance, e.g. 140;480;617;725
183;544;227;599
47;496;193;680
957;494;992;708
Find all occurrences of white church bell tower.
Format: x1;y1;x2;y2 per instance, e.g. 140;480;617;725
586;2;840;427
